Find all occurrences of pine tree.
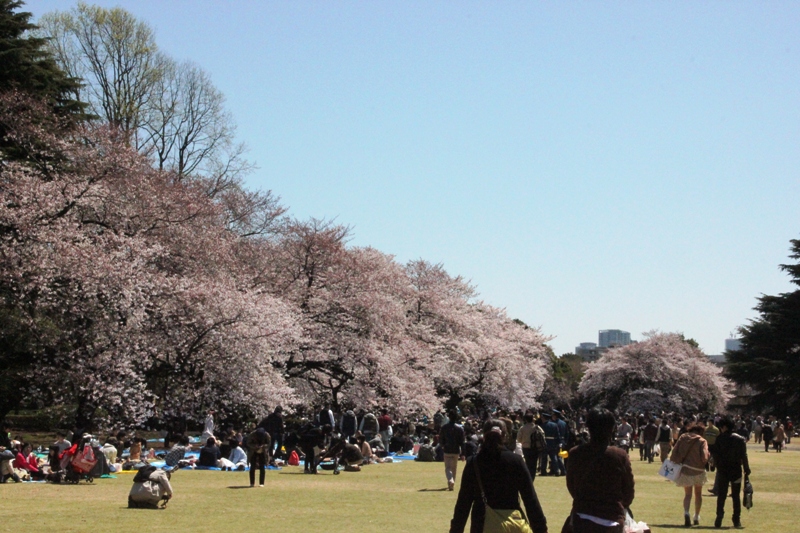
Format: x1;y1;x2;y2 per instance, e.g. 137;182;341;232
727;238;800;416
0;0;86;125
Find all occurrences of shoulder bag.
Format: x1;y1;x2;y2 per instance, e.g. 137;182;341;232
659;436;699;482
473;460;533;533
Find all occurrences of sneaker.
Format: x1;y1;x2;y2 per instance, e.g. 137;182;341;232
714;516;722;528
733;520;742;529
448;481;454;491
685;514;691;528
693;515;700;526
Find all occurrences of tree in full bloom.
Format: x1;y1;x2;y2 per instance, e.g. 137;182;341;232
404;260;550;411
0;92;299;427
578;332;732;413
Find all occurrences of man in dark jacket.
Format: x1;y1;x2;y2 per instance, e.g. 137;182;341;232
300;424;331;474
258;406;285;459
711;417;751;529
440;409;466;491
643;418;659;463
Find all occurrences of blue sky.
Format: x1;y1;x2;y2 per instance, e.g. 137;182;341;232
26;1;800;356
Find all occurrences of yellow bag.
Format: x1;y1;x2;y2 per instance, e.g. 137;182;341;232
483;507;534;533
474;460;533;533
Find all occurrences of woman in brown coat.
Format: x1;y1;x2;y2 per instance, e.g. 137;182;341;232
669;423;710;527
564;408;634;533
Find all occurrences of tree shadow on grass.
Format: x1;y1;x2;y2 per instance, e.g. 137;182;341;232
227;485;255;489
418;488;448;492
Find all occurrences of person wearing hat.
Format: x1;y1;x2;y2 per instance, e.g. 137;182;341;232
544;411;565;476
246;427;271;486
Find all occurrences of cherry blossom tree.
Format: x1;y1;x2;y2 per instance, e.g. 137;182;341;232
578;331;733;413
0;92;298;427
404;260;550;411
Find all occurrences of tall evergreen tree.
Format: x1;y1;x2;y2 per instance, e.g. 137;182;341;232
0;0;86;124
727;238;800;416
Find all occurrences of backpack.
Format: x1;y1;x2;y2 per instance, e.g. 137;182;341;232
532;425;546;455
288;450;300;466
133;465;158;483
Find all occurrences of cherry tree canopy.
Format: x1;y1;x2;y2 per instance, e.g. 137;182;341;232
578;332;732;414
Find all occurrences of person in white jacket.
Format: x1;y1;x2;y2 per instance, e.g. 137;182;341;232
228;440;248;471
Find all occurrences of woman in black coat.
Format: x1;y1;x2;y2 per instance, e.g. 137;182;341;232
449;419;548;533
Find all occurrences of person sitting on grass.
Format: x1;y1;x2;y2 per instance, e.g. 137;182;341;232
0;447;20;483
13;442;45;480
228;439;248;471
198;437;221;467
164;435;193;468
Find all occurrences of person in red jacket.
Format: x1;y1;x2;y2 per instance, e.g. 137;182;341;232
13;442;44;480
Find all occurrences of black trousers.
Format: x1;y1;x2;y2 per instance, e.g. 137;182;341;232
248;452;266;486
302;445;317;473
715;471;742;524
522;448;538;480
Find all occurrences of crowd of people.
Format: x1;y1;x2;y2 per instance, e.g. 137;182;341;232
0;406;794;527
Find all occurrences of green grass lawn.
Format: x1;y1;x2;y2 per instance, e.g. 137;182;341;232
1;443;796;532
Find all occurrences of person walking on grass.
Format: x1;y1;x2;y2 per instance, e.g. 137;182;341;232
656;418;672;464
710;417;750;529
761;422;773;452
440;409;466;491
449;419;548;533
670;422;710;527
565;408;635;533
772;423;786;452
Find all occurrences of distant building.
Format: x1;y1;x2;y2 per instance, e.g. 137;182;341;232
599;329;631;348
575;342;604;362
725;338;742;352
707;354;726;366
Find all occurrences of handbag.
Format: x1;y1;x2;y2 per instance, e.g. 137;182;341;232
473;460;533;533
743;476;753;510
657;459;682;481
659;436;700;482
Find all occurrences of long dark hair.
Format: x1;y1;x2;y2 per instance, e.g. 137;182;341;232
479;419;506;458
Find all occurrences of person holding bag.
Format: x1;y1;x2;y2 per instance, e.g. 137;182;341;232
449;419;548;533
564;408;635;533
669;423;710;527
